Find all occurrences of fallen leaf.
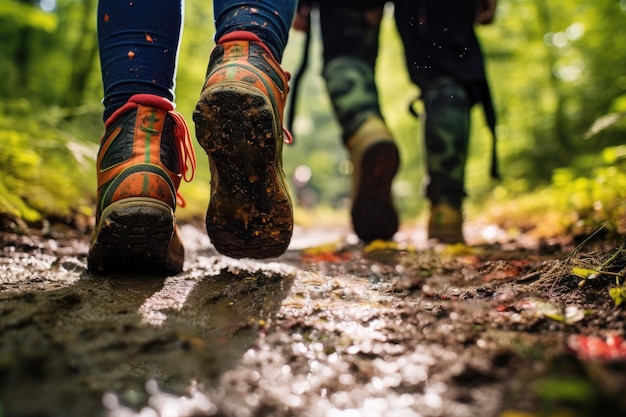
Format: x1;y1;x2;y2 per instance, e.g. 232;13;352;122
571;267;599;280
301;243;350;262
439;243;475;257
301;242;343;255
363;239;401;253
499;410;536;417
483;260;531;282
568;335;626;361
543;305;585;324
609;286;626;306
522;299;586;324
301;252;351;263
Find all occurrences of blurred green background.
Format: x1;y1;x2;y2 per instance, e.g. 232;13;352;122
1;0;626;239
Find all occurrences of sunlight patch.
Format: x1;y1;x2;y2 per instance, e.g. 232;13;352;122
138;277;197;327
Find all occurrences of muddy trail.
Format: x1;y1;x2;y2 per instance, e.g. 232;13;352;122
1;222;626;417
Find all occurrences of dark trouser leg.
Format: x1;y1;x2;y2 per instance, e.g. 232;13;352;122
422;77;473;208
319;4;383;141
420;77;474;242
320;4;399;241
213;0;297;62
97;0;183;121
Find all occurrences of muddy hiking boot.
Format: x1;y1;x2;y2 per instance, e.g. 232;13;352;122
88;94;196;275
348;117;400;242
193;31;293;259
428;202;464;243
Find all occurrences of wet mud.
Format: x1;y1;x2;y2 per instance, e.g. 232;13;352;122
1;224;625;417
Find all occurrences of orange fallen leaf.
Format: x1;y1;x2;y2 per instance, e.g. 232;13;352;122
483;259;531;282
302;252;351;263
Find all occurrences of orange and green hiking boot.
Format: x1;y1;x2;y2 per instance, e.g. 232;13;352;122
88;94;196;274
348;117;400;242
193;31;293;259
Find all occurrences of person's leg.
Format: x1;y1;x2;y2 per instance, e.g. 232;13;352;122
394;0;482;243
319;3;399;242
97;0;183;121
213;0;295;62
193;0;297;258
421;77;473;243
320;4;383;139
88;0;196;274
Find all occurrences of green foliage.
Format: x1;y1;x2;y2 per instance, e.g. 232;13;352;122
535;376;595;405
0;99;97;227
479;144;626;239
0;2;57;99
568;236;626;307
0;1;56;31
482;0;626;176
609;286;626;307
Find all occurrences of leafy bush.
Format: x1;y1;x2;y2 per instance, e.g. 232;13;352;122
0;99;98;229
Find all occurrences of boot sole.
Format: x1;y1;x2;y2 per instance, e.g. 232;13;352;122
351;142;400;242
193;82;293;258
87;198;183;274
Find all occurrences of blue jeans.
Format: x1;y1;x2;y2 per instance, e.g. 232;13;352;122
97;0;296;120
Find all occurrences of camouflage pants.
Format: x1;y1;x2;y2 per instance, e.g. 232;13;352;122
420;77;473;207
319;5;474;207
319;5;383;141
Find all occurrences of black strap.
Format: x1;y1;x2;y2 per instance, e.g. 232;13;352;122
481;80;500;180
285;12;312;143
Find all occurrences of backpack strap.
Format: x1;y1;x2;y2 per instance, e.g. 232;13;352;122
480;80;500;179
285;9;312;143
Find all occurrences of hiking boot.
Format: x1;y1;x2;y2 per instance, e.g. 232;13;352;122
88;94;196;274
428;203;465;243
193;31;293;259
349;117;400;242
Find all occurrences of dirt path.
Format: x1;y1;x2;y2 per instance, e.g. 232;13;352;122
1;223;625;417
